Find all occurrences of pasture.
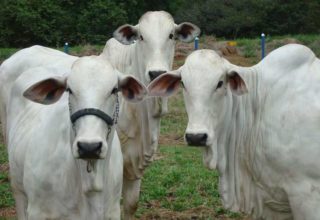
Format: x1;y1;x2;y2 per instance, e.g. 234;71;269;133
0;34;320;219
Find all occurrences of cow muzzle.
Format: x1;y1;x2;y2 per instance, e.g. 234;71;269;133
77;141;103;159
185;133;208;147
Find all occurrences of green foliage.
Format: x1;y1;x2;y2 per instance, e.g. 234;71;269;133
1;0;319;47
76;0;127;44
0;0;128;47
0;0;66;47
174;0;320;38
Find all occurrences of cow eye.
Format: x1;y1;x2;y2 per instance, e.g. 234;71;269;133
140;35;144;41
216;81;223;90
66;87;73;94
169;33;174;40
111;87;118;94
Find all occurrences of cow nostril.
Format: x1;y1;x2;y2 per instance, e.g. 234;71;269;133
77;141;103;158
200;133;208;141
149;71;166;81
77;142;85;151
91;142;102;151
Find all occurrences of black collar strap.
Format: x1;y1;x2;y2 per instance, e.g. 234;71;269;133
70;108;114;126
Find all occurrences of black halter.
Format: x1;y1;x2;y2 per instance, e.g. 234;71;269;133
70;108;114;126
69;93;119;127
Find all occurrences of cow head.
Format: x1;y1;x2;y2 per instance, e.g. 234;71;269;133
113;11;200;84
148;50;248;169
24;56;147;161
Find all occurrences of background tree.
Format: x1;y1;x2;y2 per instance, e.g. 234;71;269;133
0;0;319;47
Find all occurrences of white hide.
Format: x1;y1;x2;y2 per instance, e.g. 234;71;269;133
102;12;201;175
102;11;200;219
6;55;135;219
0;45;78;141
148;44;320;220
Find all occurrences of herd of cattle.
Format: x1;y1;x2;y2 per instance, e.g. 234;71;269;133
0;10;319;220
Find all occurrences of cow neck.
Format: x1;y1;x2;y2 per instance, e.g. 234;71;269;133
138;100;160;169
128;43;165;169
216;66;266;213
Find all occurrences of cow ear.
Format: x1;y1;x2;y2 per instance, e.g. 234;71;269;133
113;24;138;45
118;75;147;102
226;70;248;95
148;70;181;97
23;77;66;105
175;22;200;43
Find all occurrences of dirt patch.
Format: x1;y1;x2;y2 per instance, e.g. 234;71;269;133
174;38;254;69
220;46;238;56
0;207;16;218
159;134;185;146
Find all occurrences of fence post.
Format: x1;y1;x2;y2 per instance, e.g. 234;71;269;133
64;42;69;54
261;33;265;59
194;37;199;50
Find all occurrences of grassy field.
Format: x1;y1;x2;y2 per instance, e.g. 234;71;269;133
0;34;320;219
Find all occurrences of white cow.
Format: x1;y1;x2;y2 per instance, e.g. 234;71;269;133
101;11;200;219
0;45;78;141
7;55;147;219
148;44;320;219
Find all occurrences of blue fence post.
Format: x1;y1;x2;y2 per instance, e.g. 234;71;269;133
194;37;199;50
261;33;265;59
64;42;69;54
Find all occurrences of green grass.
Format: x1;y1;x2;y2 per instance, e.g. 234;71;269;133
137;145;241;219
0;173;14;208
236;38;260;58
0;145;14;209
0;145;7;165
160;91;187;136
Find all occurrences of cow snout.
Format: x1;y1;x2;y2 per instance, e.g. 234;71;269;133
77;141;102;159
149;70;166;81
185;133;208;146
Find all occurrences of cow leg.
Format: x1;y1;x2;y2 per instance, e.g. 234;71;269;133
13;191;27;220
123;177;141;220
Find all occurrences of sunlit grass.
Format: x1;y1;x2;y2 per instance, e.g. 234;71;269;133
137;146;241;219
160;91;187;136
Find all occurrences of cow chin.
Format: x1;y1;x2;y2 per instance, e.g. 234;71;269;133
152;97;168;117
202;141;218;170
